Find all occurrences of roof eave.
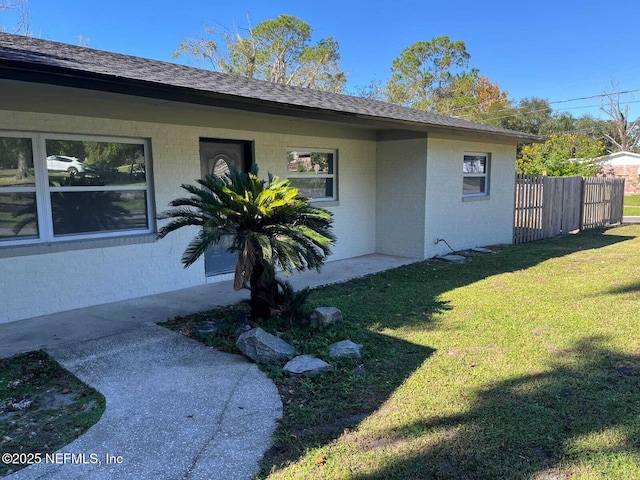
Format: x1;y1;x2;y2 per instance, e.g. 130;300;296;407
0;59;541;142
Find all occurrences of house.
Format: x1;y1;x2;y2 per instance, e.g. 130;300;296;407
0;33;538;324
598;151;640;194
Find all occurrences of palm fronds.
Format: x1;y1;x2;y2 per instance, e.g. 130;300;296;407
158;164;336;320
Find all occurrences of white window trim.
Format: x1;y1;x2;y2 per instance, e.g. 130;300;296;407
286;147;338;202
463;152;490;198
0;131;154;247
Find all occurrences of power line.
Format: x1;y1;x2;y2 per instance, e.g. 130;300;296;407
441;87;640;119
452;96;640;124
547;88;640;105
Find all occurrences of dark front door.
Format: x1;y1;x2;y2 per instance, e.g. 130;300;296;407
199;139;252;276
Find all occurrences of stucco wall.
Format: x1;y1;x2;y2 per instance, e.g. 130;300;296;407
424;134;517;257
375;132;428;259
0;81;377;323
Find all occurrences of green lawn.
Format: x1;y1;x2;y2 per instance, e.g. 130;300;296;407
254;225;640;480
624;194;640;216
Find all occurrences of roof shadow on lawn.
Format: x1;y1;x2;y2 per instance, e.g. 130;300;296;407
260;228;637;475
349;337;640;480
255;228;638;476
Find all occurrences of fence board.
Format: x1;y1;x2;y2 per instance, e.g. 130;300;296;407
543;177;563;238
562;176;582;232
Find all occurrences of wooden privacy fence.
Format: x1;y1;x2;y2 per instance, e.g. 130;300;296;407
582;177;626;229
514;175;625;244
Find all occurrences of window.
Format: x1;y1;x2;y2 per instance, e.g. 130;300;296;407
463;153;490;197
0;132;153;245
286;149;336;201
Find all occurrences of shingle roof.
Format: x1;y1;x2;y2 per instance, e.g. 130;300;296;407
0;33;538;141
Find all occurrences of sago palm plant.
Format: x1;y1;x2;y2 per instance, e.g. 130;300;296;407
158;165;335;321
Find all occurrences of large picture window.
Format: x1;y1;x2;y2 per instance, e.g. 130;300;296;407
286;148;337;202
463;153;490;197
0;132;152;245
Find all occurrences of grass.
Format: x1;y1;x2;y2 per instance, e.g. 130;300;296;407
167;225;640;480
623;194;640;216
0;351;105;477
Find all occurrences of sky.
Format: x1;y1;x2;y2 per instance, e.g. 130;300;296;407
4;0;640;121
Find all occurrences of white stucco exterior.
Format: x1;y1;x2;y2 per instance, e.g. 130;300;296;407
0;79;521;324
424;134;517;257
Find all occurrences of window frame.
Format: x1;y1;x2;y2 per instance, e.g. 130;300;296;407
462;152;490;198
286;147;338;203
0;131;154;247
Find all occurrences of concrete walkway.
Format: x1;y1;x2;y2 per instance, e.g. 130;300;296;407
2;254;418;480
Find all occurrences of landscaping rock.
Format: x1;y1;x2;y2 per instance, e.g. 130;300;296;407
236;328;295;364
284;355;333;375
311;307;343;325
441;254;466;263
196;321;230;338
471;247;493;254
329;340;362;359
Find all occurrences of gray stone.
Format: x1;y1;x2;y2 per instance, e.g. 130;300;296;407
471;247;493;254
310;307;343;325
284;355;333;375
351;365;367;376
329;340;362;359
195;321;230;338
236;328;295;364
441;254;466;263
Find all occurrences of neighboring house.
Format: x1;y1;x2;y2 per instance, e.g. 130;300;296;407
598;151;640;194
0;33;538;324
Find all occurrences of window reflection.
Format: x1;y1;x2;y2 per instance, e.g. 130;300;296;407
286;150;336;201
45;140;146;187
50;191;148;236
0;137;35;188
0;192;38;239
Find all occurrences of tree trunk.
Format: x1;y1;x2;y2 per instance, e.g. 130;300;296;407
14;150;31;181
248;263;277;321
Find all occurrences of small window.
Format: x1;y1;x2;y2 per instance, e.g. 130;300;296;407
463;153;490;197
286;149;336;202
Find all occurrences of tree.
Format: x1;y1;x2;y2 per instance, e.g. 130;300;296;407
174;15;346;93
600;86;640;153
488;97;553;135
0;0;30;35
0;136;32;182
158;166;335;321
518;133;605;176
435;71;511;121
351;79;386;101
385;36;471;110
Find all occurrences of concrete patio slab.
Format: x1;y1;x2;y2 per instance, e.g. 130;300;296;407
0;254;418;359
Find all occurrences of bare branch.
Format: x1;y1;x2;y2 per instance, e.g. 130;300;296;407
600;82;640;153
0;0;30;35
